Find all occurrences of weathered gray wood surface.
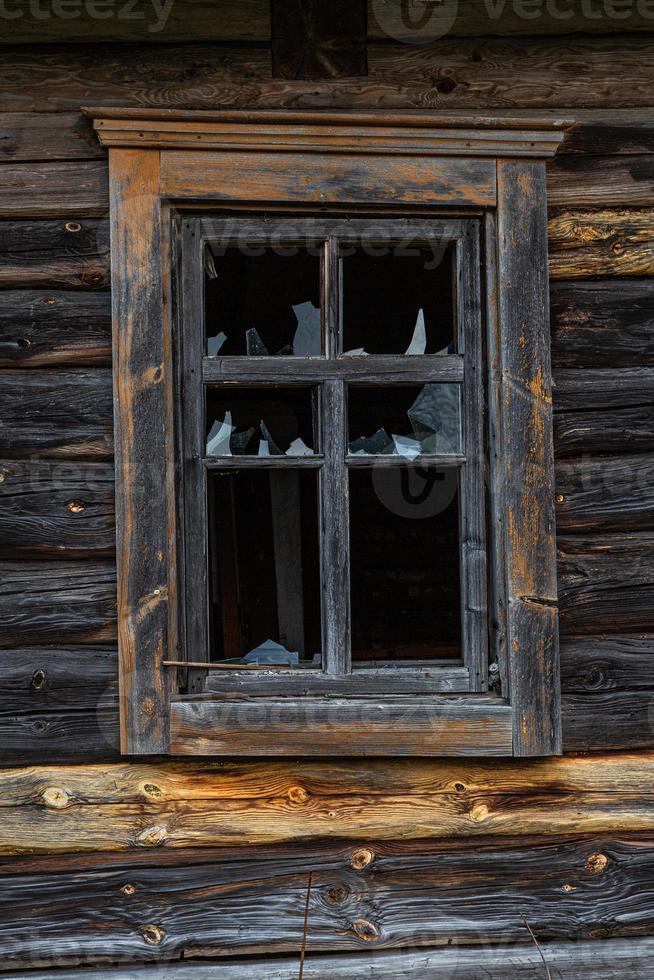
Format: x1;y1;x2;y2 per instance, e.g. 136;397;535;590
0;220;110;289
0;291;111;366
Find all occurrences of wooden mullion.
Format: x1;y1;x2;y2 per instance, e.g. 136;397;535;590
203;455;324;470
179;218;210;693
321;237;350;676
458;223;489;693
202;355;464;385
198;216;469;248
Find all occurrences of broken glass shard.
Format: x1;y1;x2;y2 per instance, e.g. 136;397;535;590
292;301;321;356
242;639;299;666
349;427;393;456
207;331;227;356
260;420;283;455
246;328;270;357
206;411;234;456
276;344;294;356
392;433;422;460
286;437;313;457
405;309;427;355
344;347;368;356
408;384;461;454
230;426;255;454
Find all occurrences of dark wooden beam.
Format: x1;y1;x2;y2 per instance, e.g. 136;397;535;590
271;0;367;80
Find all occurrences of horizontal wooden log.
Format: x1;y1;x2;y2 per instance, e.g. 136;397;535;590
550;279;654;368
0;459;115;557
558;533;654;635
0;290;111;366
3;37;654;112
0;0;269;44
0;162;107;217
0;220;110;289
563;691;654;751
0;835;653;967
0;369;113;458
553;368;654;456
556;454;654;532
548;154;654;207
0;112;104;162
561;635;654;692
0;561;116;647
548;209;654;279
5;936;654;980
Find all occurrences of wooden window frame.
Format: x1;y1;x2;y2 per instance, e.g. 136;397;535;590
87;108;572;758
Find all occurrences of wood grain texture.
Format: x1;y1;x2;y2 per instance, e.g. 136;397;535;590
548;154;654;207
556;454;654;532
0;162;108;217
170;697;513;757
271;0;367;79
0;369;113;459
550;279;654;368
0;219;110;289
548;209;654;279
561;635;654;693
0;561;116;647
0;458;115;557
0;290;111;366
495;160;560;756
0;112;104;162
160;150;497;207
558;534;654;636
0;836;652;966
563;692;654;751
4;937;654;979
3;38;654;112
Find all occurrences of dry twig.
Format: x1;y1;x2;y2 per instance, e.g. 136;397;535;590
521;914;553;980
298;871;313;980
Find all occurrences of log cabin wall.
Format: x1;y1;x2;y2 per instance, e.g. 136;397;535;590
1;3;654;975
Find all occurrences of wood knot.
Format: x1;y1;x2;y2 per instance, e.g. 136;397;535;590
454;782;466;793
325;884;348;905
555;493;565;504
65;221;82;233
67;500;85;513
142;783;163;798
121;883;136;896
81;271;104;286
139;924;165;945
586;852;608;875
352;918;380;942
350;847;375;870
562;883;576;892
288;785;309;804
30;669;47;692
611;240;624;255
469;803;490;823
136;825;167;847
42;787;71;809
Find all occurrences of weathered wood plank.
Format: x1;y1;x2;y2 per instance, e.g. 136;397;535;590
3;38;654;112
0;220;110;290
0;459;115;557
0;0;270;44
548;209;654;279
553;369;654;456
550;279;654;368
0;112;104;162
0;561;117;647
563;692;654;751
170;697;513;757
0;369;113;459
561;635;654;692
0;162;108;217
0;290;111;366
0;836;652;967
558;534;654;636
271;0;367;79
558;108;654;155
556;454;654;532
5;937;654;979
548;155;654;207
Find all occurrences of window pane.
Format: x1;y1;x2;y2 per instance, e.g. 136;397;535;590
349;468;461;665
348;385;462;457
342;243;454;355
206;387;317;457
208;469;322;667
205;246;322;356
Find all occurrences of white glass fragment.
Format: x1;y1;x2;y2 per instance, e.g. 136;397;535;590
391;433;422;460
286;437;313;457
343;347;368;356
206;411;234;456
243;639;299;665
207;331;227;356
260;420;284;455
405;308;427;355
292;301;321;356
349;427;393;456
408;384;461;454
